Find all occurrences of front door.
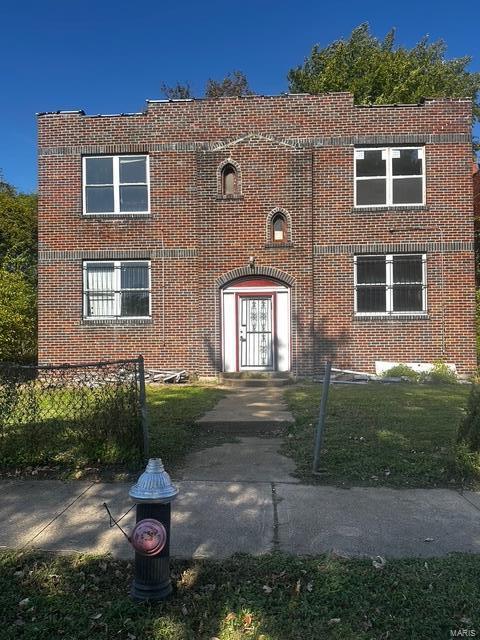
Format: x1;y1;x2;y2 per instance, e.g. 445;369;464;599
222;277;290;373
239;295;274;370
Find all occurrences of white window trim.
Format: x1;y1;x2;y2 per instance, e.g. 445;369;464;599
354;254;427;316
83;260;152;320
82;155;150;215
354;147;425;208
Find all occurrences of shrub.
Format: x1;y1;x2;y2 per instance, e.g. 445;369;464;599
425;360;458;385
454;441;480;482
381;364;419;381
458;384;480;451
0;269;36;363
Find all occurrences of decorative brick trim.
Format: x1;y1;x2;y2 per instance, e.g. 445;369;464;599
295;133;470;147
314;241;474;256
216;265;295;288
211;133;298;151
38;132;471;157
39;248;197;263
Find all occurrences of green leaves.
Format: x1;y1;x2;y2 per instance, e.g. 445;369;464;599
0;180;37;281
288;23;480;122
0;269;36;363
0;176;37;363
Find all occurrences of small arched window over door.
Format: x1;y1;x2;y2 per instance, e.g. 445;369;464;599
271;212;287;243
222;163;237;196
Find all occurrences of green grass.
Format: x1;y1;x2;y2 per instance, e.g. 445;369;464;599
0;385;143;469
284;382;480;488
147;384;227;472
0;383;225;475
1;551;479;639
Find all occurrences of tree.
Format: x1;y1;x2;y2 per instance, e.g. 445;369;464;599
288;24;480;123
0;177;37;280
0;175;37;362
160;82;192;100
161;70;253;99
205;71;253;98
0;269;36;363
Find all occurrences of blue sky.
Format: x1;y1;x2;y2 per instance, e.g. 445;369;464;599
2;0;479;192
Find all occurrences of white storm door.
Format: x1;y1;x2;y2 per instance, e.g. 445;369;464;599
239;296;274;370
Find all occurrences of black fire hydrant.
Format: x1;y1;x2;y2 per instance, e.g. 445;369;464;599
128;458;178;602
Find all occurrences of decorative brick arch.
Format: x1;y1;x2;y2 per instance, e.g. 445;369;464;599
216;158;242;196
265;207;292;244
216;265;295;288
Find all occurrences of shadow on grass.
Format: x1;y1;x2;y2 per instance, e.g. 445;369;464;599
1;551;480;639
147;385;228;472
0;388;143;471
0;384;226;476
283;382;480;488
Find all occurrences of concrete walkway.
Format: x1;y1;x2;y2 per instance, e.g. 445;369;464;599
185;384;298;482
195;386;294;433
1;479;480;560
178;437;300;483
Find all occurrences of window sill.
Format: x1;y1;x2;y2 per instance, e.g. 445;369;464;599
214;195;244;202
352;205;428;213
265;242;293;249
82;213;151;219
81;318;153;326
354;314;429;322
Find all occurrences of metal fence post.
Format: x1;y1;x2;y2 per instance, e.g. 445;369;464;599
313;360;332;474
137;355;150;460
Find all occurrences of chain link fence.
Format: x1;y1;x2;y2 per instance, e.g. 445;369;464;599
0;357;149;470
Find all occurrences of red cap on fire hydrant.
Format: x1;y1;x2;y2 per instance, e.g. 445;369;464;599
131;518;167;556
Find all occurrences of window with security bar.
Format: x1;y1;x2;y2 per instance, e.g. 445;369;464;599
83;261;151;319
83;155;149;215
354;147;425;207
354;254;426;315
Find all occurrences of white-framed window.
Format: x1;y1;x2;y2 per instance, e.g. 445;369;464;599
82;155;149;215
83;260;151;319
354;147;425;207
354;254;427;316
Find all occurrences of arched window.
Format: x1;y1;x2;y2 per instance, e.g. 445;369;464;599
271;212;287;243
221;163;237;196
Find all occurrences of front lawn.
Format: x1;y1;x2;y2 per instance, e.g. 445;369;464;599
284;382;480;487
147;384;226;472
1;551;479;639
0;383;225;477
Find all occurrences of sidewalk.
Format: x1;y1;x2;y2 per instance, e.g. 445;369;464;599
1;478;480;560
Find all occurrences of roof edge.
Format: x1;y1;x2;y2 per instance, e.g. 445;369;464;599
36;92;473;119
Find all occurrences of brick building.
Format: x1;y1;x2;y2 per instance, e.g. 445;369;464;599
37;92;477;377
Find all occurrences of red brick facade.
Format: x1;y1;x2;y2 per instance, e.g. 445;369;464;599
37;93;477;376
474;165;480;231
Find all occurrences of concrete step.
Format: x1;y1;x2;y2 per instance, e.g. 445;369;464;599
221;378;292;387
220;373;294;387
195;386;294;435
